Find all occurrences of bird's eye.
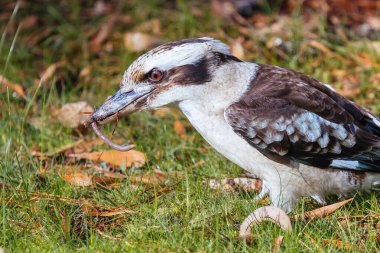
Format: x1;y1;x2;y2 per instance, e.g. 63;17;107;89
148;69;163;82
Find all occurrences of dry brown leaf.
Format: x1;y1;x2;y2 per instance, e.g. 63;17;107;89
331;70;361;98
271;235;284;253
208;178;262;193
92;176;121;187
59;168;93;187
293;198;353;220
173;120;186;137
0;75;26;98
129;172;166;185
333;214;380;220
32;138;105;158
211;0;236;19
190;159;205;169
322;239;364;251
38;61;64;86
211;0;249;26
90;16;116;52
59;165;124;188
123;32;161;52
28;117;50;130
349;41;380;54
69;138;105;154
239;206;292;243
230;39;245;60
20;15;38;29
367;16;380;31
93;165;127;179
54;101;94;129
97;208;138;217
79;66;92;82
351;51;377;68
26;27;52;48
96;229;122;240
255;16;289;35
370;73;380;84
135;19;161;35
308;40;333;56
153;107;174;117
69;150;146;168
81;203;137;217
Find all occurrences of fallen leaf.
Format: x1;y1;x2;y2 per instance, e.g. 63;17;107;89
135;19;161;35
96;208;138;217
92;0;108;15
32;139;86;158
173;120;186;137
38;61;64;86
308;40;333;56
58;165;123;188
69;150;146;168
96;229;121;240
129;172;166;185
0;75;26;98
93;165;127;179
123;32;161;52
351;51;378;68
333;214;380;220
190;159;205;169
254;15;289;36
54;101;94;129
69;138;106;154
239;206;292;243
81;203;137;217
79;66;92;82
211;0;249;26
322;239;364;251
28;116;50;130
92;176;121;187
230;39;245;59
348;40;380;56
271;235;284;253
331;70;361;98
20;15;38;29
370;73;380;84
26;27;52;48
366;16;380;31
153;107;174;117
293;198;353;220
90;16;116;52
59;167;92;187
208;177;262;193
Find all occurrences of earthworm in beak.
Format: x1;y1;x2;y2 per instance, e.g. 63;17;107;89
91;122;135;151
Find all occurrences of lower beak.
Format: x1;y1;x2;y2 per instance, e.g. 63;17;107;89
86;88;150;125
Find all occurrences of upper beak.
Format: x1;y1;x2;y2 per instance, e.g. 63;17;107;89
85;87;152;126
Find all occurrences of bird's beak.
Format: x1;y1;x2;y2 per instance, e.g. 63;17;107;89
86;86;154;126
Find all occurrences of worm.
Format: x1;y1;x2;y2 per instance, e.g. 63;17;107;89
239;206;292;243
91;122;135;152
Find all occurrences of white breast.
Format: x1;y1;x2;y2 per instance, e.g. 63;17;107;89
179;101;273;175
177;62;274;177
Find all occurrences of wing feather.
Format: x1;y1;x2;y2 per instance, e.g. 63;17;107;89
225;64;380;171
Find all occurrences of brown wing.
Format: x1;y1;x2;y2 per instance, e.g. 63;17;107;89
225;64;380;170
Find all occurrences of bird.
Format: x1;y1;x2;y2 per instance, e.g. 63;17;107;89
86;37;380;212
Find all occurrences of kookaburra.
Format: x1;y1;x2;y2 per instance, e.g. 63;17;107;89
86;37;380;212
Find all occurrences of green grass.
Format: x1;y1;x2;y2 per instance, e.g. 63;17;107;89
1;1;379;252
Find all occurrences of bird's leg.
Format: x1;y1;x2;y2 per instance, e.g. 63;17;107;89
252;180;269;201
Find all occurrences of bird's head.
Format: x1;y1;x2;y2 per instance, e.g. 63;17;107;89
86;37;239;125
